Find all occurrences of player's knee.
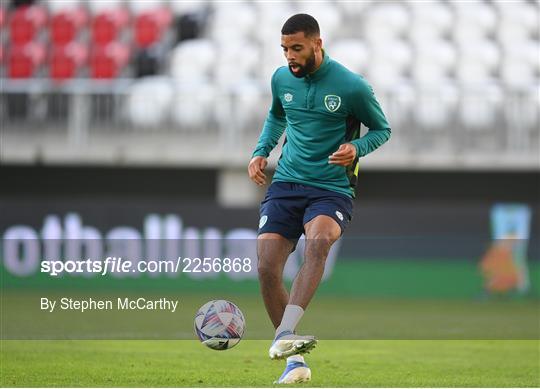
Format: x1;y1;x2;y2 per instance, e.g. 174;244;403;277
305;231;338;248
257;256;279;279
257;258;281;281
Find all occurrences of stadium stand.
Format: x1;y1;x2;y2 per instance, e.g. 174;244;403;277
1;0;539;169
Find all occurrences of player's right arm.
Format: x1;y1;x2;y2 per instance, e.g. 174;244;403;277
249;70;287;186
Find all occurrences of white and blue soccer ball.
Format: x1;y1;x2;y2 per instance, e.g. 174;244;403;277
194;300;245;350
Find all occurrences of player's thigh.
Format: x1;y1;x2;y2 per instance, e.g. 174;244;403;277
258;183;306;240
303;193;354;239
257;233;295;273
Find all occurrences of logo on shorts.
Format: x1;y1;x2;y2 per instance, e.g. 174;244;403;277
259;215;268;228
284;93;293;103
324;95;341;112
335;210;344;221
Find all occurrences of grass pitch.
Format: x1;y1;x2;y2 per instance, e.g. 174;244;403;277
1;339;538;387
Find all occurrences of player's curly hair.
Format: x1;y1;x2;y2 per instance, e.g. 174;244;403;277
281;14;320;37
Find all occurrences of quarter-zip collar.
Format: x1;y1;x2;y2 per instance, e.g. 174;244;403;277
305;50;331;82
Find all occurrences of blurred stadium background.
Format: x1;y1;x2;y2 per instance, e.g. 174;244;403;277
0;0;539;343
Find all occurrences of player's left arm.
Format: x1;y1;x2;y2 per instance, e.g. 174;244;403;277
329;79;391;166
349;79;391;157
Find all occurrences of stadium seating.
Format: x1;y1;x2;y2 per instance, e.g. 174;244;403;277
0;7;6;29
89;41;129;79
90;7;129;45
329;39;368;74
50;6;88;45
134;7;172;48
0;0;538;151
170;39;215;82
8;41;46;78
171;81;216;128
9;4;47;45
127;76;174;128
215;40;260;86
50;42;87;81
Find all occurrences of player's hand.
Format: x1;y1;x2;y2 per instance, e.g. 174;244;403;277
328;143;357;166
248;156;268;186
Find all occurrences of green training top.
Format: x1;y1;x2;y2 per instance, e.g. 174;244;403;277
252;52;391;198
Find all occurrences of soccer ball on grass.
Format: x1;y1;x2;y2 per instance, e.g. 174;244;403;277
194;300;245;350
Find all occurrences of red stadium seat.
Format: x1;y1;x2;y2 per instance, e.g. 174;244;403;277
0;7;6;29
50;7;89;46
8;42;46;78
50;42;88;82
9;5;47;45
90;42;130;79
91;8;129;45
134;7;172;48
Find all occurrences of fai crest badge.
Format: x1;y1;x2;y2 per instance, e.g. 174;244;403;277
324;95;341;112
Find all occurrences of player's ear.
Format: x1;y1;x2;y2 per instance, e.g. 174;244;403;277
314;37;323;52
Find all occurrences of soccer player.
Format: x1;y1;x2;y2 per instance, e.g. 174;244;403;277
248;14;391;384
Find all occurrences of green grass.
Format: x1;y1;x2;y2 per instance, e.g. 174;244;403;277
2;258;539;387
1;340;538;387
2;292;539;340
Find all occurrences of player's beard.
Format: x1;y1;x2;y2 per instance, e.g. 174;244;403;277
288;49;317;78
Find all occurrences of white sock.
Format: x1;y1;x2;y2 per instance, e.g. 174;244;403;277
286;354;305;364
275;304;304;337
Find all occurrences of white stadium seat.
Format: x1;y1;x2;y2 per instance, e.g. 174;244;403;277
295;2;342;42
498;21;532;47
409;25;444;45
46;0;83;13
458;40;500;67
415;84;459;129
414;40;456;70
130;1;165;15
496;1;539;34
369;39;412;74
127;77;174;128
252;2;295;43
456;63;494;84
215;41;260;87
209;2;256;44
412;63;450;85
329;39;368;74
368;64;407;89
169;39;216;82
363;3;409;42
171;82;216;128
169;1;208;16
86;0;123;14
370;3;409;34
459;85;503;129
230;80;267;131
453;2;496;43
501;40;540;73
410;2;452;33
258;44;287;83
337;1;373;18
501;62;537;89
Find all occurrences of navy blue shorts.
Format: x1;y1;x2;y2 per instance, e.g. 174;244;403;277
258;182;354;240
